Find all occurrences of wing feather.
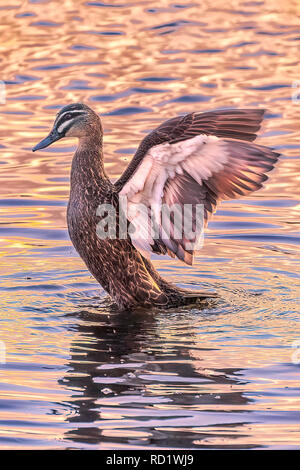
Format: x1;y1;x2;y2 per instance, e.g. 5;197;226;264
115;108;266;190
115;108;278;264
119;135;279;264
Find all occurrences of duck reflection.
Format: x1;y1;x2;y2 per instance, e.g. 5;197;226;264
59;305;257;449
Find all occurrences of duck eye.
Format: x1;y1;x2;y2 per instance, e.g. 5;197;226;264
65;113;72;120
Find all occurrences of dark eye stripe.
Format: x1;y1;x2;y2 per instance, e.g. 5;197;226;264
56;111;85;130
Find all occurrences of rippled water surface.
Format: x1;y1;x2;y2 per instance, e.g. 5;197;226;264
0;0;299;450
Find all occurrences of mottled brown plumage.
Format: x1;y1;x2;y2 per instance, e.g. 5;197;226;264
32;104;279;310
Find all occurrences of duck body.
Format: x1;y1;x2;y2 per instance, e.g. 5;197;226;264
67;176;167;310
66;140;209;310
33;103;279;311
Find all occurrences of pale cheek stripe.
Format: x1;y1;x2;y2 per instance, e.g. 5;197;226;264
57;119;73;134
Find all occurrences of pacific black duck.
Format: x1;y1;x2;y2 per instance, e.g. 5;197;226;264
32;104;279;310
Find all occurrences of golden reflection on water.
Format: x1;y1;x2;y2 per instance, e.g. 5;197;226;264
0;0;299;450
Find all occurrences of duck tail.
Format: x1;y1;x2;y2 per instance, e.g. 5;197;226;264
141;255;218;307
178;288;218;305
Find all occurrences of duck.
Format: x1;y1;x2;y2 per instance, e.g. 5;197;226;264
32;103;279;310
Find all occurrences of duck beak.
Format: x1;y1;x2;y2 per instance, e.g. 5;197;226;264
32;129;61;152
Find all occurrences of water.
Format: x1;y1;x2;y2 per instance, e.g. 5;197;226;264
0;0;299;450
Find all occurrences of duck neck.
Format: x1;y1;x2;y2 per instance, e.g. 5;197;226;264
70;134;109;190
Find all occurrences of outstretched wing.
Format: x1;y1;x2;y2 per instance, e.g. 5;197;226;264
115;109;279;265
114;108;265;189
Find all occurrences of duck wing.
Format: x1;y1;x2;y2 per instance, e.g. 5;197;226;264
114;108;265;189
115;109;279;265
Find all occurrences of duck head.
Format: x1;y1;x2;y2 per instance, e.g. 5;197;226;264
32;103;102;151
